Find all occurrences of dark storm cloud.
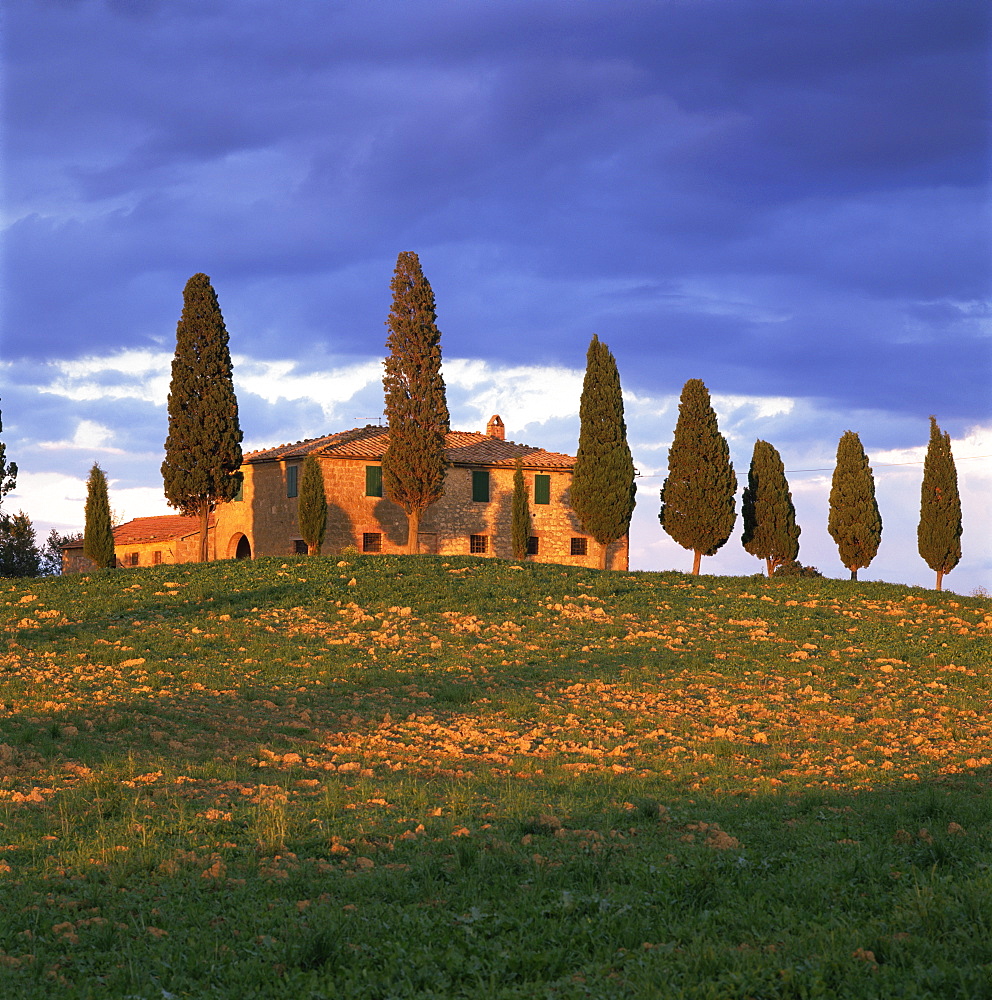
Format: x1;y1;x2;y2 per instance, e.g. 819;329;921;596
3;0;989;419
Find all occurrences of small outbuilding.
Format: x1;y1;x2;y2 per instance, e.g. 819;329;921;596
61;513;219;572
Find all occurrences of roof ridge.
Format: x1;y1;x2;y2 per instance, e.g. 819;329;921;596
244;425;574;466
245;424;385;460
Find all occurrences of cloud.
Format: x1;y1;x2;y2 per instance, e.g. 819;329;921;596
3;0;988;427
443;359;584;436
233;356;383;419
39;350;174;405
37;419;125;455
7;470;172;532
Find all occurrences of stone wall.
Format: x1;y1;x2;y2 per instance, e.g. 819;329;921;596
214;456;628;570
428;464;627;569
214;461;283;559
62;531;207;572
61;546;93;574
114;533;205;568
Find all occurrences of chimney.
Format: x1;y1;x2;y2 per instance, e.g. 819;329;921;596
486;414;505;440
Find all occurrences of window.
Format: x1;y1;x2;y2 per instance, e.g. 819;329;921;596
125;552;139;567
286;464;299;498
152;551;162;565
294;540;308;554
232;477;244;501
363;532;382;553
365;465;383;497
526;536;539;555
470;534;488;554
471;470;490;503
570;537;588;556
534;474;551;505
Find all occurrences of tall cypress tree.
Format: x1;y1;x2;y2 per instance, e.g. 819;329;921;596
83;463;115;569
511;457;531;561
381;252;450;554
659;379;736;575
570;335;636;570
0;401;17;509
162;273;243;561
297;455;328;556
828;430;882;580
918;416;962;591
741;439;800;576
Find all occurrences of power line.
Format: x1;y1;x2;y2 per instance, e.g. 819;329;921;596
635;454;991;480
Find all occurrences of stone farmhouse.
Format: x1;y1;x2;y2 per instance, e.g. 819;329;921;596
63;415;628;572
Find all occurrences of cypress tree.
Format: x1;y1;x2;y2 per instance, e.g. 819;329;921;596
162;273;243;562
828;430;882;580
83;463;115;569
0;401;17;509
570;335;636;570
741;439;800;576
297;455;328;556
659;379;736;575
918;416;962;591
511;457;531;560
381;251;450;554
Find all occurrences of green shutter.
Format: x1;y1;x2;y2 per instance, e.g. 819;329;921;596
286;465;298;498
232;477;244;502
472;470;490;503
366;465;383;497
534;474;551;505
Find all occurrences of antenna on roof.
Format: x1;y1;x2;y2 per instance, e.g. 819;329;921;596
352;417;384;426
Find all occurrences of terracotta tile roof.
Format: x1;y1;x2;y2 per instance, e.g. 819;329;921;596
444;435;575;469
243;425;385;462
489;448;576;470
113;514;214;545
244;426;576;470
60;514;218;550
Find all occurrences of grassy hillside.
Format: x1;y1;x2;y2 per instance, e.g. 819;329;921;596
1;556;990;998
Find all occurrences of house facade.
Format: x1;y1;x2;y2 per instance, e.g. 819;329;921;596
62;416;628;572
214;416;627;570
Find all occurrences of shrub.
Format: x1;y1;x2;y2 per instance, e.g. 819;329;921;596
774;560;823;578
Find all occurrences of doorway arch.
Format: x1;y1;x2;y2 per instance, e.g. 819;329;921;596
233;534;252;560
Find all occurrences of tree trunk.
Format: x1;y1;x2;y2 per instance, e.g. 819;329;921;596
198;505;210;562
600;542;609;571
936;568;944;592
850;568;858;581
766;557;774;578
692;549;702;575
407;509;421;554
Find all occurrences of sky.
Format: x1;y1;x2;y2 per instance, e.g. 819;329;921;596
2;0;990;593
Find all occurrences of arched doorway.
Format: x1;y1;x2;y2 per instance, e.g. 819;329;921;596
234;535;252;560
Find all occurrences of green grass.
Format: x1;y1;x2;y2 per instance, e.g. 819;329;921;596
0;554;989;997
